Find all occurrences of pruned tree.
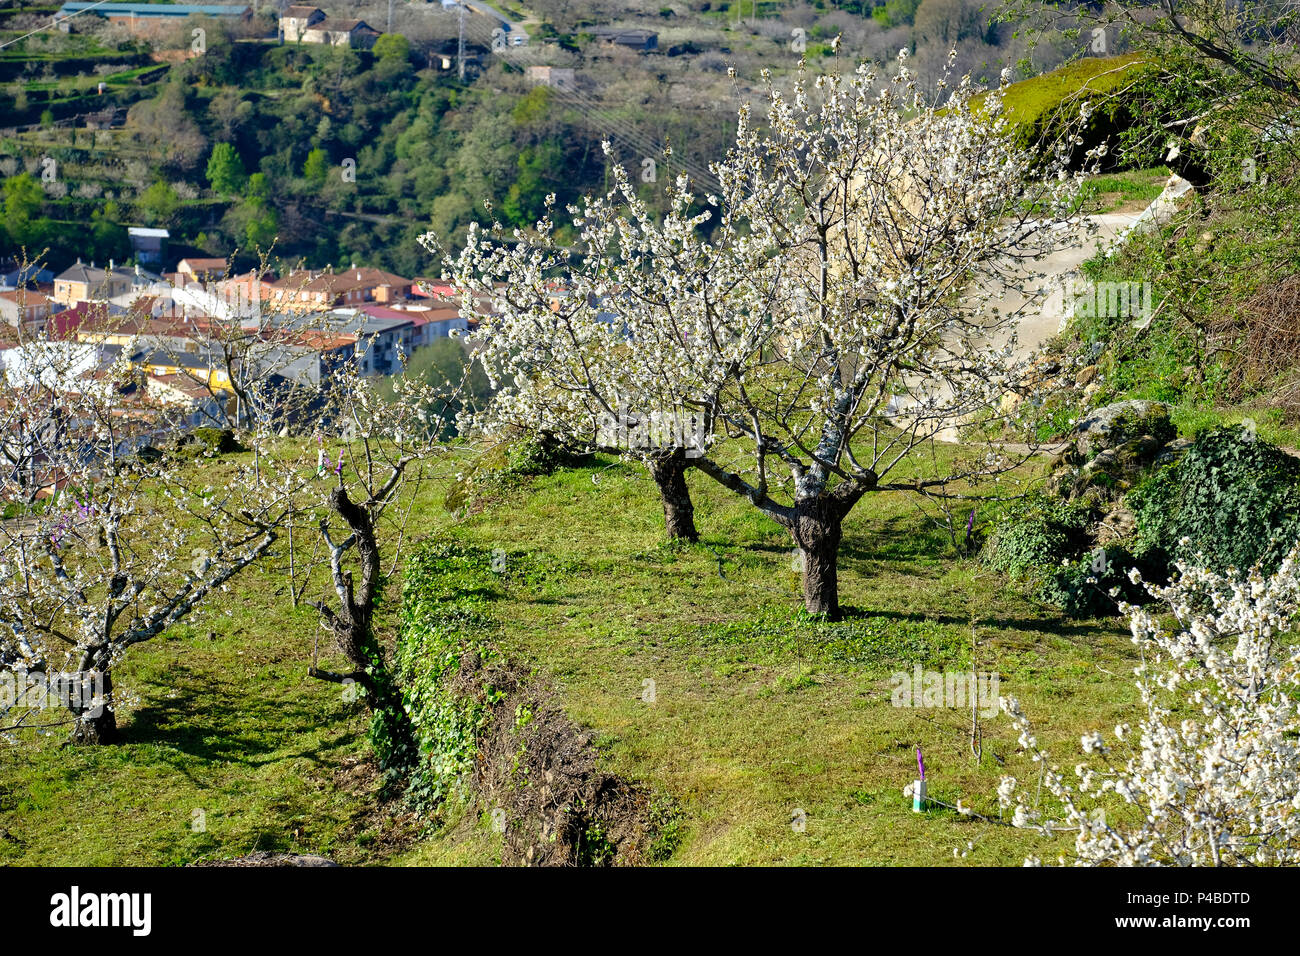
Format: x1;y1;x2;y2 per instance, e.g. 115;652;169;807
433;55;1095;618
298;362;456;777
426;213;727;542
0;342;302;743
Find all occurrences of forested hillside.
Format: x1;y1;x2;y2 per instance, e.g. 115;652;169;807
1;0;1092;272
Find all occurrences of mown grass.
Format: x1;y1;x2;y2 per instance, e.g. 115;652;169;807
1;442;1139;866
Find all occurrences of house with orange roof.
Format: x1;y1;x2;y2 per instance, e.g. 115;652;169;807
0;289;62;332
271;266;414;309
176;258;229;284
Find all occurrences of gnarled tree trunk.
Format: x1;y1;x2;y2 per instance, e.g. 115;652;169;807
646;449;698;541
311;484;417;774
789;496;846;620
69;666;116;745
779;478;871;621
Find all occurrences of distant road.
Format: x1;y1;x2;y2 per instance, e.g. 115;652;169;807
458;0;529;42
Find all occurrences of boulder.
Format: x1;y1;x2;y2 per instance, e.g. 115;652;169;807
1153;436;1194;468
1074;399;1174;458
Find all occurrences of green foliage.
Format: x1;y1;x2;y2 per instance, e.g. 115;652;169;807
443;432;577;515
506;433;570;476
644;797;686;863
1059;160;1300;436
396;538;506;814
872;0;922;28
574;814;617;866
1037;545;1154;619
135;180;179;227
302;146;329;184
1130;426;1300;576
2;173;46;246
503;142;563;227
983;494;1095;579
205;142;247;197
90;201;129;262
232;172;278;249
372;33;411;63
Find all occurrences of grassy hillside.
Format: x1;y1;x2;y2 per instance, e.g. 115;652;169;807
1045;156;1300;450
0;441;1139;866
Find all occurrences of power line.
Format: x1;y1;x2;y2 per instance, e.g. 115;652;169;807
0;0;116;52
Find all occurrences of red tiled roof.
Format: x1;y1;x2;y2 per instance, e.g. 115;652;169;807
0;289;56;307
178;257;227;272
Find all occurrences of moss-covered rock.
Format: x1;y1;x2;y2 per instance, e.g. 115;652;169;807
1074;399;1174;458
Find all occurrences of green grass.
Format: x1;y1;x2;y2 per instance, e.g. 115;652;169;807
0;444;1140;866
1079;166;1170;213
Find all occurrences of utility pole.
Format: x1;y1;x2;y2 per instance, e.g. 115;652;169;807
387;0;393;33
458;0;465;81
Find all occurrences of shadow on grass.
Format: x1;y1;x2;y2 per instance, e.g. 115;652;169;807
122;664;362;770
837;605;1113;640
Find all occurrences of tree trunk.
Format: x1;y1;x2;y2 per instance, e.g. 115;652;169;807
790;498;845;621
70;667;116;745
647;450;698;541
312;484;418;776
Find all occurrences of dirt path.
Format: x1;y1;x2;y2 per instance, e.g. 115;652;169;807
919;210;1146;443
974;210;1144;362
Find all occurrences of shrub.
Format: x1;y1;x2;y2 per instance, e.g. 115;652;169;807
982;494;1095;579
505;432;569;476
444;431;581;513
1038;544;1161;619
395;538;505;814
1130;425;1300;576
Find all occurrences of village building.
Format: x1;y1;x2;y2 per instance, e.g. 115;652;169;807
0;290;61;333
301;17;381;49
126;227;169;267
52;260;134;306
590;28;658;52
54;3;253;36
279;4;325;41
525;65;577;90
271;266;413;309
176;258;229;284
